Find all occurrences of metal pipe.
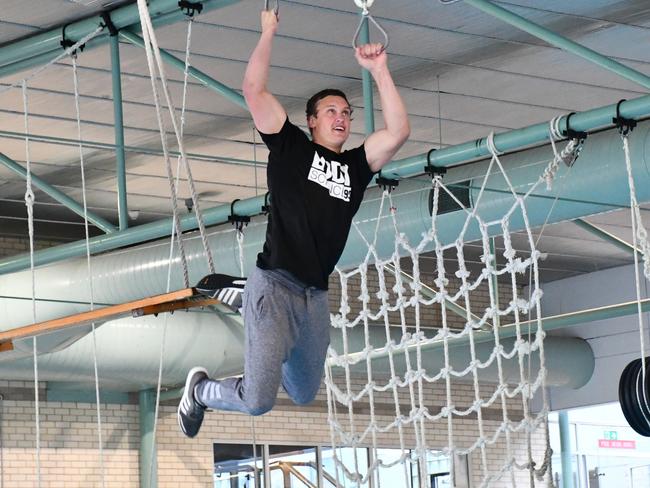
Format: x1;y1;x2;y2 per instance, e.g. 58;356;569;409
559;411;575;488
360;16;375;136
573;218;637;255
0;129;260;167
110;34;129;231
139;389;158;488
0;0;241;72
382;94;650;179
462;0;650;90
118;29;248;111
0;152;116;234
2;92;649;275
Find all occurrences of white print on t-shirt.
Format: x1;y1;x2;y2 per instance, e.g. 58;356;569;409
307;152;351;202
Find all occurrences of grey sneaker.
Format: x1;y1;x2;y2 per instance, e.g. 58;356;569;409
195;273;246;313
177;366;208;438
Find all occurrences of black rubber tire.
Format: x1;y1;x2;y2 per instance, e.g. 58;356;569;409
619;357;650;437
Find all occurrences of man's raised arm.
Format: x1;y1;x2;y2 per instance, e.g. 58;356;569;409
242;10;286;134
356;44;410;173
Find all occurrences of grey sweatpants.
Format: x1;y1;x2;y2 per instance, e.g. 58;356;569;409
195;266;330;415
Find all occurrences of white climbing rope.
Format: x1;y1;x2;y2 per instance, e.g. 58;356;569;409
22;79;42;488
71;54;106;488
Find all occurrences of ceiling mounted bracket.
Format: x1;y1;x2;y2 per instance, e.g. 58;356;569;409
424;148;446;178
375;174;399;193
228;199;251;232
178;0;203;17
100;12;119;37
60;24;85;56
613;99;637;136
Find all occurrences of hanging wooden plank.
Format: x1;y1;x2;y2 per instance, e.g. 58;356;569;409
0;288;218;348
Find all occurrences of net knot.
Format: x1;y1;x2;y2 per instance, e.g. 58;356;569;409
503;247;516;260
434;276;449;288
472;399;484;411
516;338;531;355
24;189;35;205
455;269;470;280
376;289;389;301
514;257;530;274
331;314;347;328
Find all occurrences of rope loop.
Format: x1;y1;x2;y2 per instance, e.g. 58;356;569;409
352;0;389;51
486;132;501;157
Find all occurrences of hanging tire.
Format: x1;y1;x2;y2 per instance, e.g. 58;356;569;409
619;357;650;437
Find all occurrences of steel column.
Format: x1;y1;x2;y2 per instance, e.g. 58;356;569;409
573;218;637;255
359;16;375;136
110;34;129;231
559;411;575;488
463;0;650;90
118;30;248;110
0;152;116;234
139;389;157;488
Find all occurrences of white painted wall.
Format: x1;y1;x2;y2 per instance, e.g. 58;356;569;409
538;262;650;411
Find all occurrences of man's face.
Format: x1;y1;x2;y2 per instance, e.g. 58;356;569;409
307;95;352;151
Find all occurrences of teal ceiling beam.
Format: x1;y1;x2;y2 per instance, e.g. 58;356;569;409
462;0;650;90
573;218;637;255
0;0;241;73
0;152;116;234
110;34;129;231
0;194;264;274
0;129;260;167
118;29;248;111
1;93;650;274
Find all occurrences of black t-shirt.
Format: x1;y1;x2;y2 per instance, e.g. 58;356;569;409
257;118;375;290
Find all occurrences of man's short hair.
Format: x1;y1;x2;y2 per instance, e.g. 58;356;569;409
305;89;350;118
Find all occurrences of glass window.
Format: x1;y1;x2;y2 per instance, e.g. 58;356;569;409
268;445;318;487
321;446;369;487
214;443;264;488
374;448;417;488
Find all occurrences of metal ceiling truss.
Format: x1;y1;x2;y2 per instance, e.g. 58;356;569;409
1;0;650;275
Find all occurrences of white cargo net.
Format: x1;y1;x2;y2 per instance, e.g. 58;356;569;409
323;126;581;487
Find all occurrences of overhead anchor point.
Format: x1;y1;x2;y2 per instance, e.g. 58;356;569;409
178;0;203;17
261;192;271;215
613;99;637;136
376;174;399;193
100;12;119;37
562;112;588;167
424;148;446;178
228;199;250;232
60;24;86;56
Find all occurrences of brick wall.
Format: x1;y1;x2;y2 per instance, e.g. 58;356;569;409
0;379;548;487
0;237;64;260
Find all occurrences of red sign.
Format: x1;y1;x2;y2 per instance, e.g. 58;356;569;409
598;439;636;449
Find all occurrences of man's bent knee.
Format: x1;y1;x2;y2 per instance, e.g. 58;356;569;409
290;388;318;406
246;398;275;416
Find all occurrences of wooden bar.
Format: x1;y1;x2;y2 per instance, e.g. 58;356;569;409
0;288;210;346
